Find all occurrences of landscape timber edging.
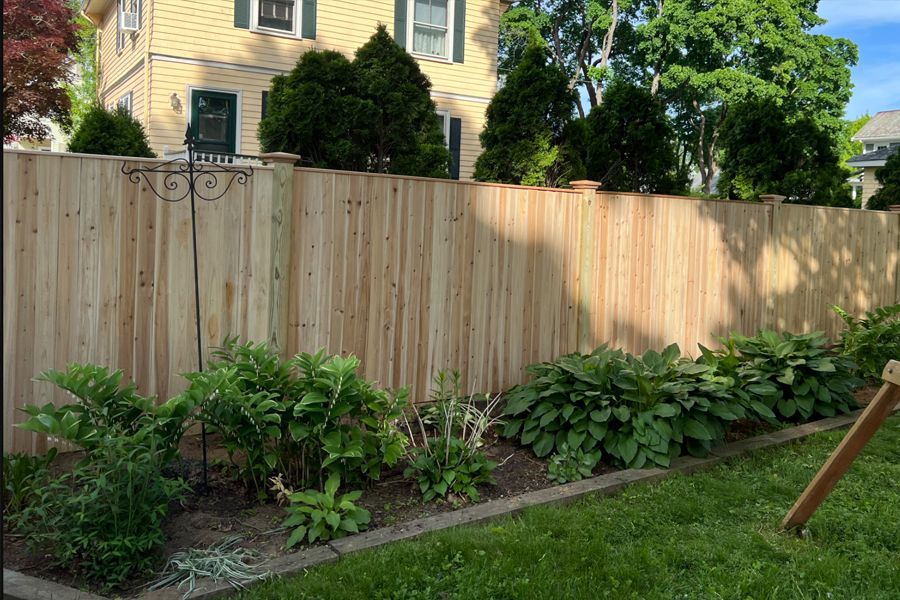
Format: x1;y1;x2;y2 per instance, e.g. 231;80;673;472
2;409;872;600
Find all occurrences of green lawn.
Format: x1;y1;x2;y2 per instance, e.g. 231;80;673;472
242;416;900;600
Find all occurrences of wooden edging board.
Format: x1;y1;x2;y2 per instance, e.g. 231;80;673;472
4;407;890;600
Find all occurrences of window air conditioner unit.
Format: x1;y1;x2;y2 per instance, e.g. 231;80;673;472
120;12;139;32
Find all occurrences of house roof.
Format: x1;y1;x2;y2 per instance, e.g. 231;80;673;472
846;145;899;168
853;110;900;141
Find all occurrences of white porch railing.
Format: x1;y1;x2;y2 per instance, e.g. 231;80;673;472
163;149;264;166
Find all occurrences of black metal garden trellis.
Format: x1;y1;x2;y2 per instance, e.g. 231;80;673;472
121;125;254;490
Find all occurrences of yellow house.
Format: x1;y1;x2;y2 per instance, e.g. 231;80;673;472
81;0;509;179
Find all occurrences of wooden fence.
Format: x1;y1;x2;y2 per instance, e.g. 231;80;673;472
4;150;899;453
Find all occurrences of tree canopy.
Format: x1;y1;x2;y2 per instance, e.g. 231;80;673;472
3;0;79;141
258;25;450;178
63;0;98;134
717;99;851;206
499;0;858;197
474;43;577;187
67;104;155;158
867;150;900;211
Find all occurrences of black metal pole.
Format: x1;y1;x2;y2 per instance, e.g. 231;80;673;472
185;126;209;492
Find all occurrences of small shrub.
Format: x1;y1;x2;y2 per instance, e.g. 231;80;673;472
403;381;502;503
832;304;900;379
193;338;408;497
67;104;155;157
271;473;371;547
17;435;187;590
547;443;600;484
728;330;863;420
2;448;57;524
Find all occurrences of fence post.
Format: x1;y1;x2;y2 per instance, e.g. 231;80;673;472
260;152;301;357
571;180;603;353
760;194;785;330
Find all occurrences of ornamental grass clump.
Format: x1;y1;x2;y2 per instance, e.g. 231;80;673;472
403;373;503;503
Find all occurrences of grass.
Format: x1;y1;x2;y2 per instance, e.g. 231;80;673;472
242;416;900;600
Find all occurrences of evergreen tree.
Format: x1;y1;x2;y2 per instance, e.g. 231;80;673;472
867;150;900;211
718;100;851;206
577;80;687;194
67;105;155;158
474;43;576;187
258;26;449;178
258;50;372;170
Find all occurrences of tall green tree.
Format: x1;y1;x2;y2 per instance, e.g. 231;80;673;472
717;99;851;206
839;113;870;169
575;80;686;193
474;43;576;187
866;151;900;211
63;0;98;134
259;26;449;178
353;25;450;178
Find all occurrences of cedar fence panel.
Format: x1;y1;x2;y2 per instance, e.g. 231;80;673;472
4;150;899;453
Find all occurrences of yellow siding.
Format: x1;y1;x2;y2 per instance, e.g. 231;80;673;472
150;0;500;100
104;67;147;125
862;167;882;208
97;0;151;107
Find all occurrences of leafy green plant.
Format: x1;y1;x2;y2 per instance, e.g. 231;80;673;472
728;330;862;421
832;304;900;379
403;387;502;503
18;363;198;463
547;443;600;484
2;448;57;523
271;473;371;547
149;536;270;598
193;338;408;497
503;344;753;468
16;434;187;591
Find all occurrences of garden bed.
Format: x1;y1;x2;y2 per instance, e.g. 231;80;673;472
5;384;880;599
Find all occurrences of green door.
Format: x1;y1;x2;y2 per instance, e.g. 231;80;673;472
190;90;237;154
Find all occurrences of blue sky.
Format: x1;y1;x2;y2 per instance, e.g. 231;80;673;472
815;0;900;119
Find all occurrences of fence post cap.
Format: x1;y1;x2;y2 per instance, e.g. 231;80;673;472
759;194;786;204
570;180;602;191
259;152;302;164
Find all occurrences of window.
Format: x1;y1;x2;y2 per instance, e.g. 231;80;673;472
253;0;299;35
877;145;888;150
116;0;141;54
410;0;452;59
117;92;133;115
865;143;874;152
436;110;450;148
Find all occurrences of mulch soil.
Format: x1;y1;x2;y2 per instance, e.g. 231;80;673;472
2;383;884;597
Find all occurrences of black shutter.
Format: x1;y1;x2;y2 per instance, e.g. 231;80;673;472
453;0;465;63
301;0;317;39
449;117;462;180
234;0;250;29
261;91;269;119
395;0;407;48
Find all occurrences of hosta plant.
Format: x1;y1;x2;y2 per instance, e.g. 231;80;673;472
503;344;753;468
271;473;371;547
403;385;503;503
546;443;600;484
832;303;900;380
729;330;863;421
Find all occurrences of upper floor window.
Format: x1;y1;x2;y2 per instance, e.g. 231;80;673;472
253;0;300;36
117;0;142;54
410;0;453;59
865;143;874;152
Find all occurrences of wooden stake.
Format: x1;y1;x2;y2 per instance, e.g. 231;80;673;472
781;359;900;531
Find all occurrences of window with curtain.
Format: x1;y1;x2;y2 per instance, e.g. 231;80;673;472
256;0;296;33
411;0;450;58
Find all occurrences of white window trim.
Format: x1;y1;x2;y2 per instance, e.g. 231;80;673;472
407;0;454;63
436;109;450;148
117;91;133;115
186;85;243;154
250;0;302;39
116;0;142;55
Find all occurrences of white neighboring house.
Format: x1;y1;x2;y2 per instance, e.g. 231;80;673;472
846;110;900;208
